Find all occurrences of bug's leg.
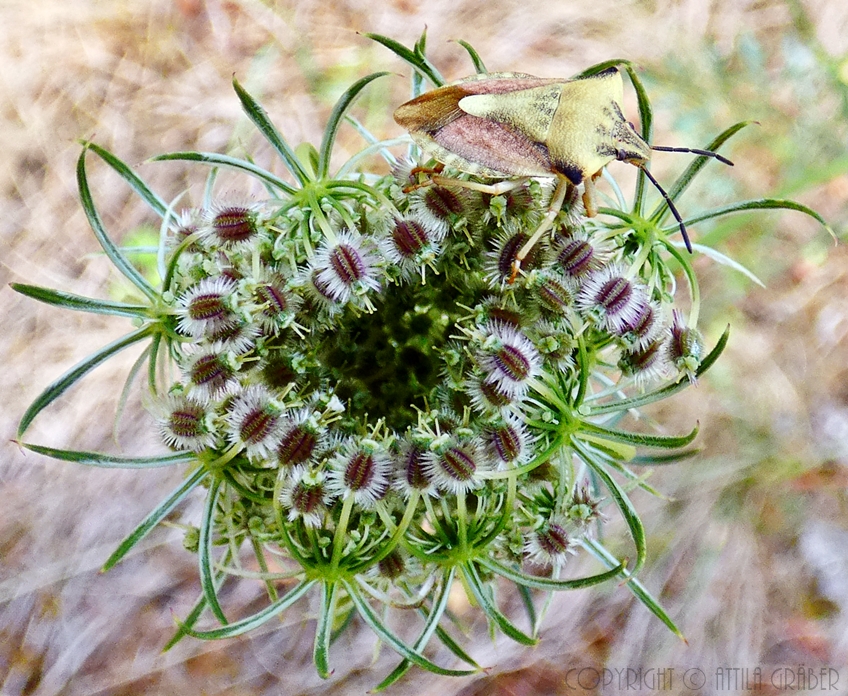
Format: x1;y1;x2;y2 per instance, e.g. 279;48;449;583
411;163;444;177
581;171;602;218
402;168;531;196
401;163;445;193
509;175;572;283
402;179;433;193
431;175;531;196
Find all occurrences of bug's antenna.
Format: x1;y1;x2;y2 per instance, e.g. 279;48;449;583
639;165;693;253
651;145;734;167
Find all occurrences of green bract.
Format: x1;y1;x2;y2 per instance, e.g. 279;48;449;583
14;34;831;688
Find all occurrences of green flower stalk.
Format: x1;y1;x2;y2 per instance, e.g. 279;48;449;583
13;33;832;689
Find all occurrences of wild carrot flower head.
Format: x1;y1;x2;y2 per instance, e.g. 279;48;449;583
17;34;822;687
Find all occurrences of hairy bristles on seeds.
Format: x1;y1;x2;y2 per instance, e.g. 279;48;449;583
615;300;664;349
279;469;328;528
477;323;542;398
619;338;672;385
555;232;601;278
666;310;704;382
577;266;650;335
381;216;443;280
424;438;488;494
524;519;577;568
395;442;437;497
532;271;577;316
311;230;382;305
411;185;464;237
176;276;238;339
486;412;533;467
158;395;216;452
327;440;391;508
225;385;284;459
171;209;204;252
208;321;260;354
185;349;237;403
202;203;260;248
276;410;322;469
251;273;299;334
466;375;517;414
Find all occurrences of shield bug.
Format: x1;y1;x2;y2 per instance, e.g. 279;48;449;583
394;67;732;281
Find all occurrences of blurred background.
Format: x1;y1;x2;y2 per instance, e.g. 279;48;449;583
2;0;847;694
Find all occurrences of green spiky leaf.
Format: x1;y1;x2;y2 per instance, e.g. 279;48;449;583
151;151;296;195
17;326;154;438
77;145;158;302
364;33;444;87
101;466;207;571
21;443;194;469
318;72;390;179
11;284;151;318
232;77;310;185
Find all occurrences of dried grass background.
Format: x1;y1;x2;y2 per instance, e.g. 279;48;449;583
2;1;848;694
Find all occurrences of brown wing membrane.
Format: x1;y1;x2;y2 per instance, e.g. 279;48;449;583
394;85;468;133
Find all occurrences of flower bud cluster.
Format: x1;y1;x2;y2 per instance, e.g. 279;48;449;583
153;161;704;590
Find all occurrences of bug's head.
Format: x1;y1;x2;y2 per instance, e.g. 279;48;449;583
612;121;652;167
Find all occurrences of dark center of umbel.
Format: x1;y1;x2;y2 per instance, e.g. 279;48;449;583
319;281;459;431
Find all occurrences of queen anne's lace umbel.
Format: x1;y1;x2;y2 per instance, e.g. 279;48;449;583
16;35;830;687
